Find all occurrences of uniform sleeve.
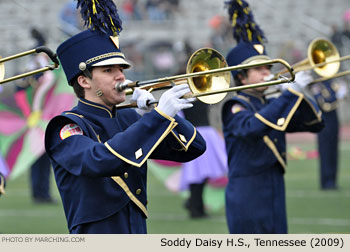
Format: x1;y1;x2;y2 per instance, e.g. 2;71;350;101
222;100;269;140
310;80;338;112
45;116;127;177
222;88;324;139
45;109;183;177
149;110;206;162
255;88;323;132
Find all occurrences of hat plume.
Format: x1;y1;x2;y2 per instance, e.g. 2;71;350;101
225;0;266;44
76;0;122;36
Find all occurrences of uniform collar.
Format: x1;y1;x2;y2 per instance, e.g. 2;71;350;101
239;91;266;104
77;98;115;118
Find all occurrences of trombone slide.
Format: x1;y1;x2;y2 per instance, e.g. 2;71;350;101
0;46;60;85
115;48;295;107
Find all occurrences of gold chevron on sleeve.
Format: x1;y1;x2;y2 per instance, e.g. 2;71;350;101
170;127;197;151
104;120;177;167
254;88;304;131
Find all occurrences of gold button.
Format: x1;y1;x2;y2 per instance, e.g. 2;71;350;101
136;189;142;195
124;172;128;179
323;103;331;111
274;138;278;143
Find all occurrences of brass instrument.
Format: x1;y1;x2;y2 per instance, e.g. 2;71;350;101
0;46;60;85
278;38;350;81
309;70;350;85
264;38;350;97
117;48;295;107
264;69;350;97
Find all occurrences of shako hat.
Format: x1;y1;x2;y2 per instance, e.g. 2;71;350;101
57;0;131;84
225;0;270;77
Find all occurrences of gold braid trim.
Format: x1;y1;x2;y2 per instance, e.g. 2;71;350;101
85;52;125;65
263;136;286;172
111;176;148;218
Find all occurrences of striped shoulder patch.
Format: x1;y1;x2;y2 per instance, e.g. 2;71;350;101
231;104;246;114
60;124;83;140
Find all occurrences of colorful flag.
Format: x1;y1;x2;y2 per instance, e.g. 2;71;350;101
0;67;76;180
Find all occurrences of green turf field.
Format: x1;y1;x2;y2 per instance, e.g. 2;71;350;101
0;141;349;234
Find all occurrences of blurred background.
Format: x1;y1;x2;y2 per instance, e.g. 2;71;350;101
0;0;350;233
1;0;350;123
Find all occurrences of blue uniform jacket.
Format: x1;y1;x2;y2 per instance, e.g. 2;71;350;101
222;88;324;177
222;88;324;233
310;80;339;189
310;80;338;112
45;99;206;231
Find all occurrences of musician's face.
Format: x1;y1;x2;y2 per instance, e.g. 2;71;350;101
79;65;126;110
242;66;271;92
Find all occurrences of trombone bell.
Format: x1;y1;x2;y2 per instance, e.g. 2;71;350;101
186;48;230;104
308;38;340;77
190;62;211;92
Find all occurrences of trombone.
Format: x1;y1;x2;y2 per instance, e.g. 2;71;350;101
277;38;350;84
309;70;350;85
117;48;295;107
264;38;350;97
0;46;60;85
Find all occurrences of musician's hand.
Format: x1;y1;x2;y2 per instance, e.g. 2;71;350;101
294;71;313;90
157;84;195;117
280;71;313;92
131;88;155;110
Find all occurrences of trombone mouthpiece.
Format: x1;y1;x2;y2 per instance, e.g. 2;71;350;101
263;74;275;82
115;79;133;92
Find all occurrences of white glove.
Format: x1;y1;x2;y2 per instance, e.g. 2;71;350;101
131;88;156;110
157;84;195;117
280;71;313;92
294;71;313;89
130;88;156;116
335;81;347;99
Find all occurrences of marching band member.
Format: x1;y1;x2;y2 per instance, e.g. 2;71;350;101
222;0;324;233
44;0;206;234
310;79;341;190
0;172;5;196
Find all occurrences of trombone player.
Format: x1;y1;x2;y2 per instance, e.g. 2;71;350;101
305;37;349;191
0;172;5;196
44;0;206;233
221;0;324;234
309;78;342;190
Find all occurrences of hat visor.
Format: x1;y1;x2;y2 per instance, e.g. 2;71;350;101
242;55;271;65
92;57;131;69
